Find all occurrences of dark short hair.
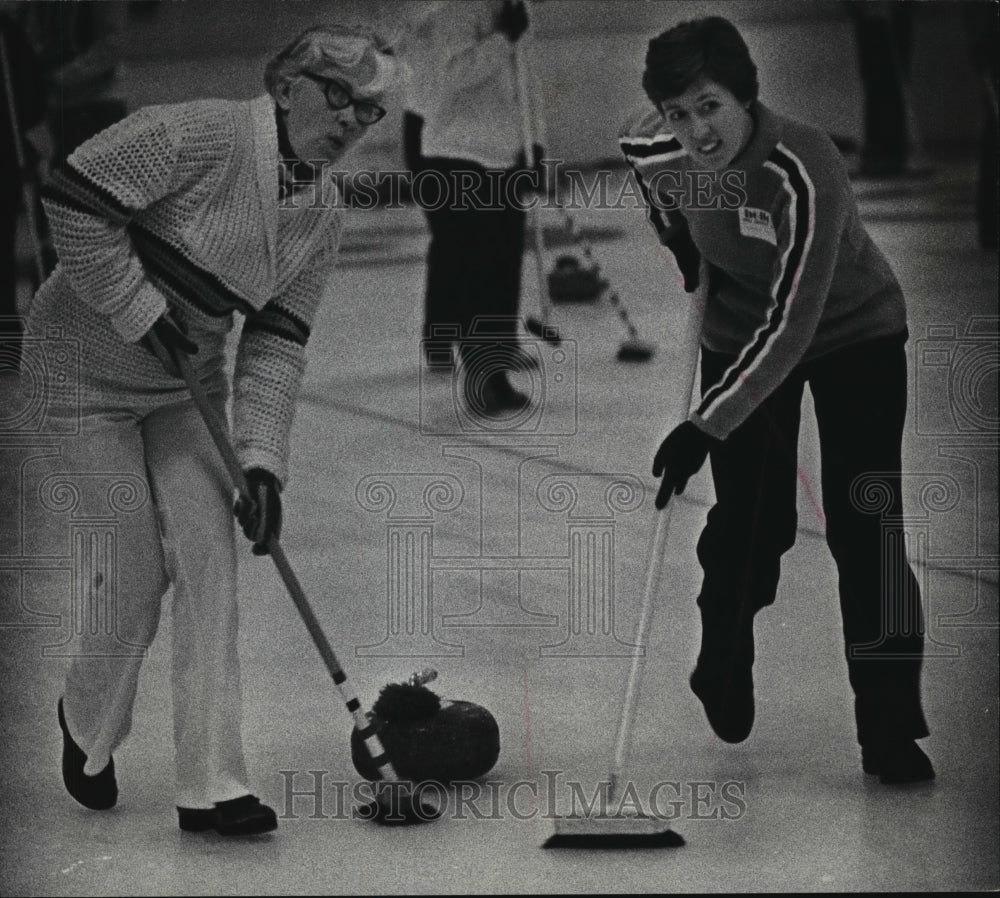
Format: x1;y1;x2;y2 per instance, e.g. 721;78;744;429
642;16;759;107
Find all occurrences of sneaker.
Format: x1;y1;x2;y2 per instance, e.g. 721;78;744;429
861;740;935;784
58;698;118;810
689;663;755;744
177;795;278;836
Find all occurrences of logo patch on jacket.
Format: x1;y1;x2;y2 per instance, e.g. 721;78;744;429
738;207;776;245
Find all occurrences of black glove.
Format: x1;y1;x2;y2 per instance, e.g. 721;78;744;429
652;421;716;509
665;229;701;293
496;0;529;41
139;311;198;378
234;468;282;555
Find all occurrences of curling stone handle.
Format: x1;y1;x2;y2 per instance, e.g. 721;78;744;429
408;668;438;687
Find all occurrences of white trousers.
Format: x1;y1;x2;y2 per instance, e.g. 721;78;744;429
56;376;250;809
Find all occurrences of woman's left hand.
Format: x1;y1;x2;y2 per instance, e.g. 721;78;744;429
652;421;716;509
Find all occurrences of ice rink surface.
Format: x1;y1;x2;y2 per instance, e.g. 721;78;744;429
1;150;997;895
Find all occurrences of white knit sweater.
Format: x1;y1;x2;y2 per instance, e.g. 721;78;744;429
403;1;545;169
32;93;344;485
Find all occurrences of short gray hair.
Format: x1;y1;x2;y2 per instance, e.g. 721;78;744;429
264;25;404;97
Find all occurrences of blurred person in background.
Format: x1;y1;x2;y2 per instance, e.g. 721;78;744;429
844;1;931;179
402;0;545;417
1;3;50;368
962;2;999;250
21;0;130;165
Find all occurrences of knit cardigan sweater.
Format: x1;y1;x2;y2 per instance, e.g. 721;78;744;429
34;94;343;484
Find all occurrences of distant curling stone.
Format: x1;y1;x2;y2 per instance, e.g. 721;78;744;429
547;255;608;303
351;682;500;783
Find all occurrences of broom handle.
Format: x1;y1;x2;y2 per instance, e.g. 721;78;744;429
512;38;551;329
174;351;407;788
560;205;645;343
608;507;671;805
607;288;704;805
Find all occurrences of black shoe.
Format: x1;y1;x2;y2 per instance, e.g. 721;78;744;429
465;374;530;420
861;740;935;784
689;662;755;744
58;698;118;810
178;795;278;836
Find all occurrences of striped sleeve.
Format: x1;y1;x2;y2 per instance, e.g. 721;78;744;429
232;219;343;485
618;123;689;241
691;139;850;440
619;115;701;290
39;103;232;342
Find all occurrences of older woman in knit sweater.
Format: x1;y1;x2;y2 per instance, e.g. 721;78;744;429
30;25;402;836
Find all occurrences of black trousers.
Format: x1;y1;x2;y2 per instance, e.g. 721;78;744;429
846;2;916;175
404;113;526;362
696;332;929;747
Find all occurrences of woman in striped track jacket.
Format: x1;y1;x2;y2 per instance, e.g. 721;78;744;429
28;25;402;834
619;16;933;784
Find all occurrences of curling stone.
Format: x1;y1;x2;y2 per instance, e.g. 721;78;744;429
547;255;608;304
351;672;500;784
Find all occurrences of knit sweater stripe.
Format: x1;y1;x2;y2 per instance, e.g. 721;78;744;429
697;142;815;419
42;164;132;227
129;224;255;319
44;160;256;323
242;304;311;347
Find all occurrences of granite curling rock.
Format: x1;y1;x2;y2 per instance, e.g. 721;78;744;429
547;254;608;303
351;671;500;784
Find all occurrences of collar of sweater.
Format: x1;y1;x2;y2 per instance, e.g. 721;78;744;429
725;101;781;174
274;103;318;197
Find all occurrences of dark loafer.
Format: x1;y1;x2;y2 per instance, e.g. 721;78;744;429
58;698;118;810
177;795;278;836
862;740;935;784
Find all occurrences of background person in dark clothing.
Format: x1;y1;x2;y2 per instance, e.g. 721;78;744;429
0;4;50;369
403;0;543;417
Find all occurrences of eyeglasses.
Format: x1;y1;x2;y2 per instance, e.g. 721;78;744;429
299;72;387;125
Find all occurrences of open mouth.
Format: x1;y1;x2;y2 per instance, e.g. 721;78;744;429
698;139;722;155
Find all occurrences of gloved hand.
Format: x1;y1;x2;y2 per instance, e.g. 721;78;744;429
665;229;701;293
496;0;529;41
234;468;282;555
652;421;716;509
139;311;198;378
